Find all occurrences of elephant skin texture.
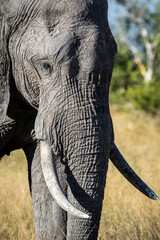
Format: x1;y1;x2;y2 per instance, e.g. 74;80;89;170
1;1;156;240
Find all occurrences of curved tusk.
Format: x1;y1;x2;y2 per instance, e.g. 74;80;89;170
110;143;159;200
40;140;89;219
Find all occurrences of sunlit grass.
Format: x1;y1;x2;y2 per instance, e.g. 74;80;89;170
0;106;160;240
0;151;36;240
99;107;160;240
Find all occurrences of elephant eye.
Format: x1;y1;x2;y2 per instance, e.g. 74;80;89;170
42;62;52;73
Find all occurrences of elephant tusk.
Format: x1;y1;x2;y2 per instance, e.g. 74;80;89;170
40;141;89;219
109;143;159;200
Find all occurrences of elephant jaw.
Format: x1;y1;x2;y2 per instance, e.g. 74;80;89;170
110;143;159;200
40;140;89;219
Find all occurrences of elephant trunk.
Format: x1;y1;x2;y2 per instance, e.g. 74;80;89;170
66;152;109;239
63;113;111;239
38;107;111;238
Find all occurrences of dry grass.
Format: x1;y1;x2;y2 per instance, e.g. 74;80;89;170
0;151;36;240
0;106;160;240
99;106;160;240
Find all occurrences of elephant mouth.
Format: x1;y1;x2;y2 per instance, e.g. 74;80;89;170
40;140;159;219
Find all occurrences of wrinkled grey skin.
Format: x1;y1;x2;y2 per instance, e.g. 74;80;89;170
0;0;117;239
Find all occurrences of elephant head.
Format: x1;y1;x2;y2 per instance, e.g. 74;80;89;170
0;0;158;239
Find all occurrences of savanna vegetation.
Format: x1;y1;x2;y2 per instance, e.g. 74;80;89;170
99;107;160;240
0;106;160;240
109;0;160;114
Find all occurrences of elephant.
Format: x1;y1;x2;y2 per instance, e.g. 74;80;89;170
0;0;159;239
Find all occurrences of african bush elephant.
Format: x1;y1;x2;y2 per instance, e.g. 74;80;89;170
0;0;158;239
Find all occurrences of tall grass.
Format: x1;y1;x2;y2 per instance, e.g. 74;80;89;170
0;107;160;240
0;151;35;240
99;107;160;240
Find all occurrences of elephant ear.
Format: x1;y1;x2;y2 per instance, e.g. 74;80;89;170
0;10;11;122
0;10;16;157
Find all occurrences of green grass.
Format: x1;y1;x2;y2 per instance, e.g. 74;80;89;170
0;107;160;240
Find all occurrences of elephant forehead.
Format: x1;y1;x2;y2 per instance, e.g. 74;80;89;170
44;0;108;21
9;17;67;60
15;17;101;61
2;0;108;31
2;0;108;16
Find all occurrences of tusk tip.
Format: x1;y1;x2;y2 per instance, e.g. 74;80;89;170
141;187;159;200
150;192;159;200
81;213;90;219
110;143;159;201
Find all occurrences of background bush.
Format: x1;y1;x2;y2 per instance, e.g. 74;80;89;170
110;47;160;114
109;0;160;114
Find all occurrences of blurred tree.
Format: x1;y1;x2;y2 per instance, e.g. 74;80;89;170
111;42;143;91
153;38;160;82
113;0;160;83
